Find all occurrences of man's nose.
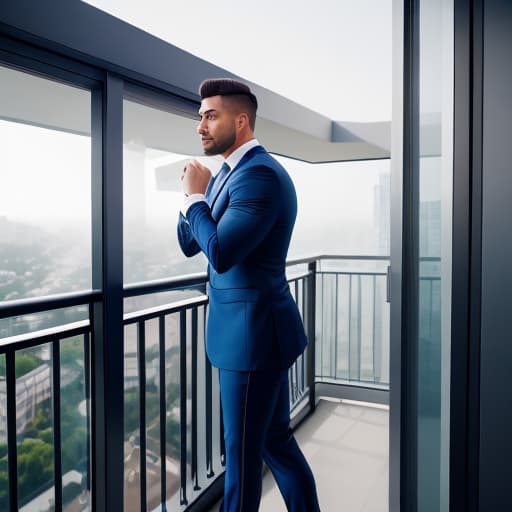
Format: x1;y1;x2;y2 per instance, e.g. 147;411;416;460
197;119;206;134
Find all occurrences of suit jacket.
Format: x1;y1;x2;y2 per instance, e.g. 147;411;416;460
177;145;307;371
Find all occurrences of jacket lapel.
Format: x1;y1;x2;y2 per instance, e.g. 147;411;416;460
209;145;265;210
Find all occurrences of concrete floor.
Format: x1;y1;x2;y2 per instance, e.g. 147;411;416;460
210;398;389;512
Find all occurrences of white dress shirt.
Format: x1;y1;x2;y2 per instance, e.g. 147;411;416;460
182;138;261;215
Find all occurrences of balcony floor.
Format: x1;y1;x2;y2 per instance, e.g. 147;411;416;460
210;398;389;511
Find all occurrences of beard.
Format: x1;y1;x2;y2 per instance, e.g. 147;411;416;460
202;128;236;156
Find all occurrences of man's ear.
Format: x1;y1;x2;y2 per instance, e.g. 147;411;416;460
238;113;249;130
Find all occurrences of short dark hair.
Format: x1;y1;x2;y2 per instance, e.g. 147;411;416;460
199;78;258;130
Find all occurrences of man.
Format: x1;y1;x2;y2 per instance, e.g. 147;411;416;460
178;78;320;512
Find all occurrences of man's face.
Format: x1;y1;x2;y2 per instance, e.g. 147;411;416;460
197;96;237;156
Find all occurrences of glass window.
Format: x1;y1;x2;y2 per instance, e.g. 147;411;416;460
277;156;390;258
123;99;209;285
416;0;453;510
0;65;92;337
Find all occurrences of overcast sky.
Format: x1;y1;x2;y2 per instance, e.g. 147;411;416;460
1;1;393;232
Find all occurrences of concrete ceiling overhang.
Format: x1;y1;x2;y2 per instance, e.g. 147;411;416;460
0;0;391;163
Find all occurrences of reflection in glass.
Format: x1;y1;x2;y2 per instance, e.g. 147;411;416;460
123;99;208;285
417;0;453;510
0;65;92;303
16;345;54;510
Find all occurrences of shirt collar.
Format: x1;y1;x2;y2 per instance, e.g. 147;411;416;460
224;138;260;172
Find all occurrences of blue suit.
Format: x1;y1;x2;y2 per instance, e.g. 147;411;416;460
178;145;320;511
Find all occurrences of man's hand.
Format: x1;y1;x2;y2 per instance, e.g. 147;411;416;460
182;159;212;196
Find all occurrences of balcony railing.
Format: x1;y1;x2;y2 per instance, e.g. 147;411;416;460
0;255;392;511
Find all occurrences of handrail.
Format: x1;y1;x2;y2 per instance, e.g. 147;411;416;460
0;320;90;353
0;256;396;320
123;272;207;297
123;294;208;323
0;289;102;319
285;254;390;267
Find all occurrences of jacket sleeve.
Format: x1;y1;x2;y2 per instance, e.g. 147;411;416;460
177;211;202;257
185;166;278;273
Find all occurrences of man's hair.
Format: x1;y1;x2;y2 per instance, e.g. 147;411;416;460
199;78;258;130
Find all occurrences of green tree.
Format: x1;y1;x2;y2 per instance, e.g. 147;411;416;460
60;337;83;369
125;390;140;438
62;427;87;474
0;352;41;378
22;403;52;439
17;438;53;503
16;353;41;378
166;417;180;458
0;446;8;503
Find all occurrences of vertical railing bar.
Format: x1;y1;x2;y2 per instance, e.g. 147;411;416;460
357;275;362;382
158;315;167;511
372;275;377;384
301;275;306;322
307;261;317;411
301;277;307;393
298;279;302;314
301;352;305;395
329;275;336;378
6;350;18;512
52;340;63;512
191;307;200;491
219;399;226;468
84;330;92;497
179;310;188;504
288;367;292;404
430;280;434;340
138;321;147;512
334;274;339;380
301;354;304;397
348;275;353;381
204;306;214;478
294;360;299;403
321;272;325;379
290;367;294;403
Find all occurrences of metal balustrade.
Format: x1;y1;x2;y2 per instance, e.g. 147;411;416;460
315;258;390;386
0;255;394;511
0;292;99;512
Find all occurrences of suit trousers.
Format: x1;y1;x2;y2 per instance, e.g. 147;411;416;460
218;367;321;512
